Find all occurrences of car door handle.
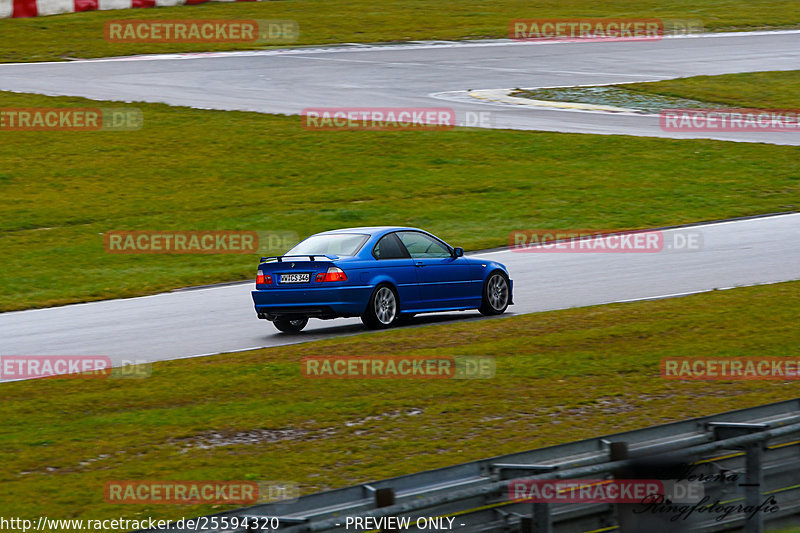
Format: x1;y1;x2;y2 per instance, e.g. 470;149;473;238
415;262;425;267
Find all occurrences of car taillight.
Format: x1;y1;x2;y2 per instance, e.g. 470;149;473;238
316;266;347;282
256;270;272;284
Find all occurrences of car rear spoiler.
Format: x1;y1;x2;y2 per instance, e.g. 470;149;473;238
259;254;340;262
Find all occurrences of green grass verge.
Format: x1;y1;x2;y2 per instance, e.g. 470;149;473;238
624;70;800;109
1;280;799;524
0;89;800;311
0;0;799;63
1;90;799;311
513;70;800;111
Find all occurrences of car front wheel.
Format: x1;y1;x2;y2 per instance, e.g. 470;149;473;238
362;285;398;329
273;317;308;333
479;272;510;315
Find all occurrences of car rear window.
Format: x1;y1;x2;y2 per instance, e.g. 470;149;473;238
286;234;369;256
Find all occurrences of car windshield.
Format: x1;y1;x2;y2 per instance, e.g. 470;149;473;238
285;233;369;256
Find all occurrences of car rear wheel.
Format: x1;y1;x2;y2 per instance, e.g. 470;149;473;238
479;272;510;315
362;285;398;329
273;317;308;333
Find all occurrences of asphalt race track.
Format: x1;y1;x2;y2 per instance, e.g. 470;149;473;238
0;32;799;144
2;31;800;380
2;214;799;380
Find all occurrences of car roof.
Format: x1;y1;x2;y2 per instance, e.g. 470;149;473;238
316;226;422;237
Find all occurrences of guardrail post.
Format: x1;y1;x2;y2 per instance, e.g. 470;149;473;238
609;442;629;462
744;442;764;533
532;503;552;533
709;422;769;533
375;488;396;533
375;487;395;507
610;441;635;533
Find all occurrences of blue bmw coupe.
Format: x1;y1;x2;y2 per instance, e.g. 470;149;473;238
252;227;513;332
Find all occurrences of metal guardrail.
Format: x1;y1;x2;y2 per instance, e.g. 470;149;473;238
145;398;800;533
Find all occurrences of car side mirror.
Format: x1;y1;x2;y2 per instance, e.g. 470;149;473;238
453;247;464;257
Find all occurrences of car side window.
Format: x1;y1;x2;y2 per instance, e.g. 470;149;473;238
372;233;411;260
397;231;452;259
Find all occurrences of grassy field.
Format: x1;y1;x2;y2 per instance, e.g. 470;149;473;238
513;70;800;110
624;70;800;109
1;90;799;311
1;280;798;523
0;0;798;63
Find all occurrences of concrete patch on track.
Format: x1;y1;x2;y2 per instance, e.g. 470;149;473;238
467;88;640;113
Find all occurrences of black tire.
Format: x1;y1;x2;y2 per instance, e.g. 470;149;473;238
479;272;510;315
273;316;308;333
361;284;399;329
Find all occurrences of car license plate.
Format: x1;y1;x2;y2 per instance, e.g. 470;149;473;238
280;273;310;284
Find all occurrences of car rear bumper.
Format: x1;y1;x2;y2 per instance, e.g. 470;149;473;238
252;285;372;319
